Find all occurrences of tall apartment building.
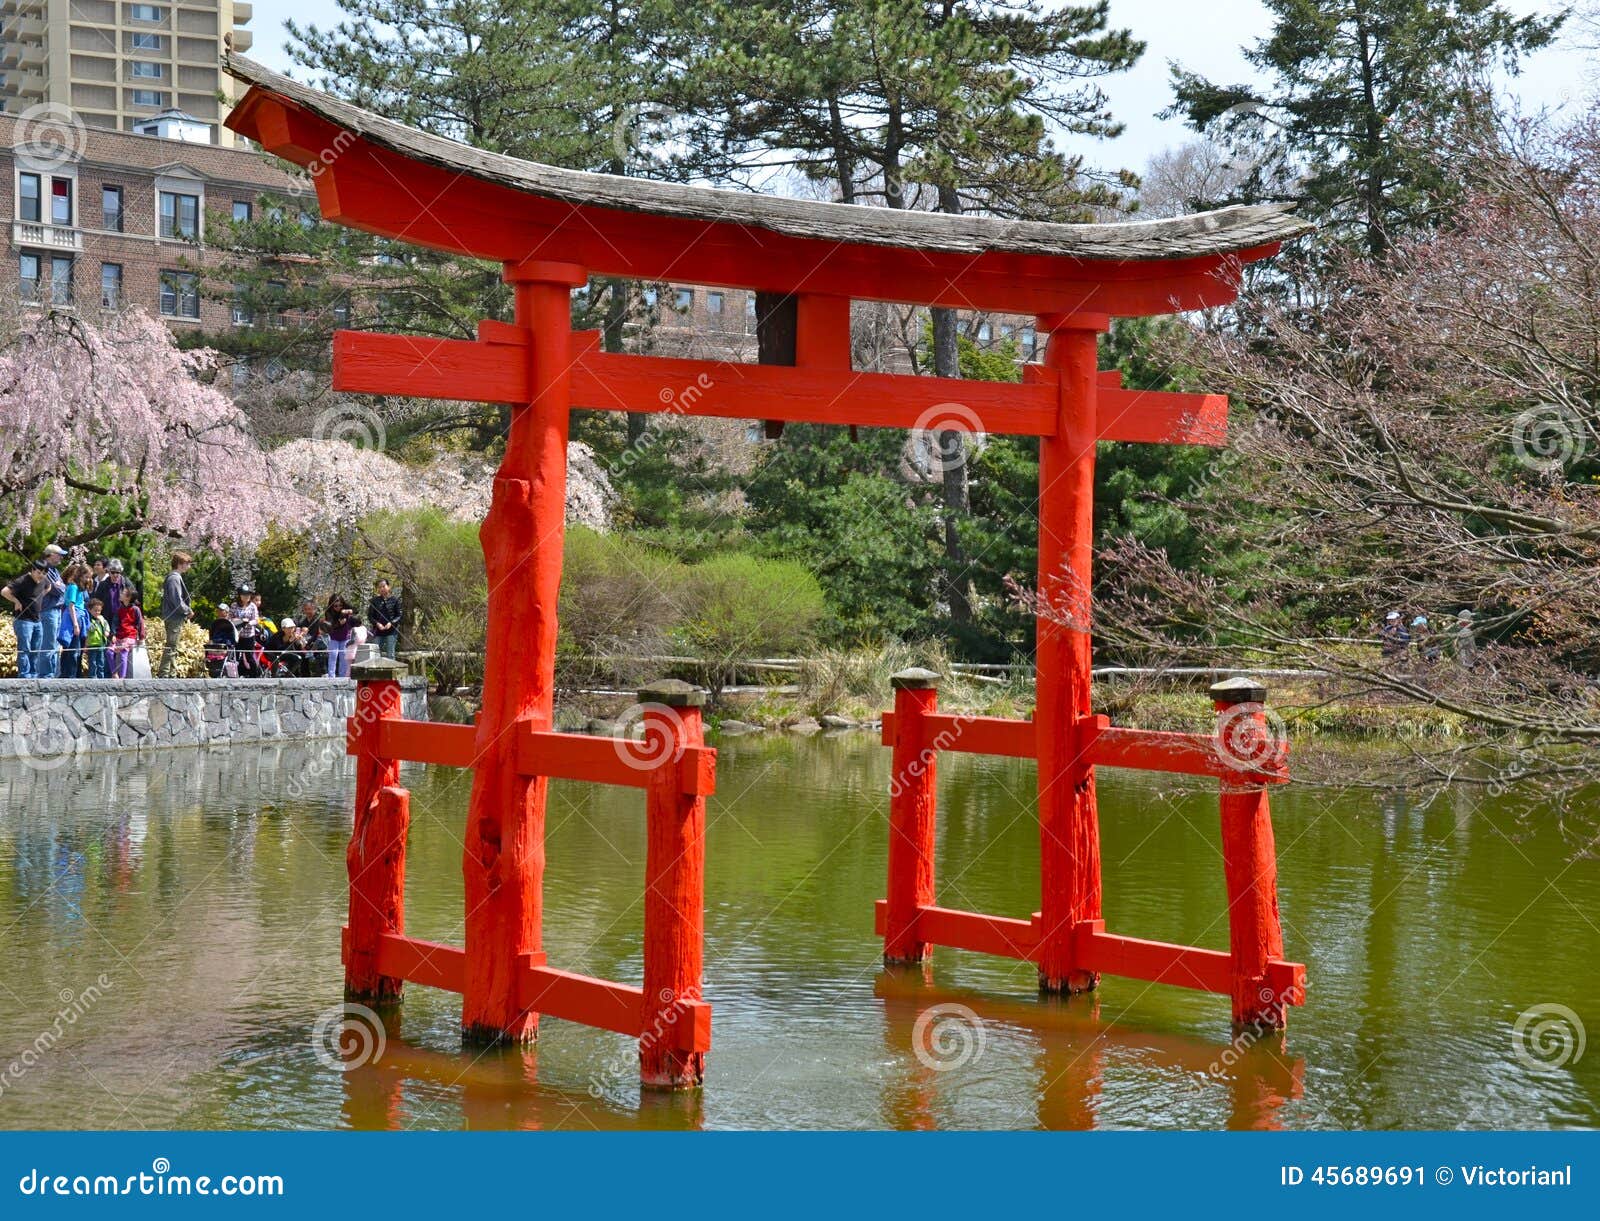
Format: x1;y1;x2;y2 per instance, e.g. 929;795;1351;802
0;0;253;146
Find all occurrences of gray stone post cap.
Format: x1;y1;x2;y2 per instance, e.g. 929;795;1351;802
352;658;409;681
637;678;707;708
890;667;941;691
1208;675;1267;706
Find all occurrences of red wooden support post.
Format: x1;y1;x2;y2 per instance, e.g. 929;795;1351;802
1209;677;1290;1029
1034;314;1108;994
346;657;409;1003
638;680;710;1089
883;667;940;965
461;258;585;1045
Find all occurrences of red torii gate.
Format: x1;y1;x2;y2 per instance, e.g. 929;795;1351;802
223;55;1308;1090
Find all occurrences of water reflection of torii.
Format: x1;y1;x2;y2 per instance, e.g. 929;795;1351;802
874;972;1305;1131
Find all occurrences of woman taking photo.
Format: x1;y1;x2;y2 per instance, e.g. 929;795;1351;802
323;595;360;678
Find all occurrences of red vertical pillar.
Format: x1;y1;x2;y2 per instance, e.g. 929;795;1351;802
346;657;409;1003
883;667;939;965
638;679;709;1089
461;259;585;1045
1209;678;1289;1029
1034;314;1108;994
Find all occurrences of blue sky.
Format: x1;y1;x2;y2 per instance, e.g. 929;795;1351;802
246;0;1592;174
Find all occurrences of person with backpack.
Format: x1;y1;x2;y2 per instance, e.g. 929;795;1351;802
3;560;49;678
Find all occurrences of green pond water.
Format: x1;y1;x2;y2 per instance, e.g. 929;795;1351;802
0;732;1595;1131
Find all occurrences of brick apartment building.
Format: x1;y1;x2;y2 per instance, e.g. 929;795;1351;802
1;105;293;330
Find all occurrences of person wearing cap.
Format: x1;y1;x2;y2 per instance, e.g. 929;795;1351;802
1378;610;1410;660
3;560;49;678
157;551;194;678
225;585;262;677
36;544;67;678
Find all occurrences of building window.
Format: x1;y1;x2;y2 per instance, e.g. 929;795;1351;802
1021;325;1036;356
232;200;252;223
50;178;72;226
745;295;757;318
641;285;658;307
999;323;1015;340
130;61;163;79
132;89;166;107
100;263;122;310
231;283;252;326
159;269;199;319
49;256;73;306
130;4;164;21
707;291;724;318
976;322;992;343
331;295;351;328
102;185;123;232
130;33;163;51
18;173;41;223
18;252;40;302
158;190;199;239
674;287;693;311
266;279;287;327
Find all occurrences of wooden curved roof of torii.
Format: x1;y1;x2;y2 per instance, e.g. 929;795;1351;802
224;54;1310;317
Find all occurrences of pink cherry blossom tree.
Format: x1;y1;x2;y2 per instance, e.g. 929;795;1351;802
0;308;311;551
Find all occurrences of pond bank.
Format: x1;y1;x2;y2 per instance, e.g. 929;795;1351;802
0;676;430;762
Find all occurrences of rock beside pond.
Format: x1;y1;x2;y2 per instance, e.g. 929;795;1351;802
788;717;822;735
716;719;759;735
587;718;621;736
819;714;855;729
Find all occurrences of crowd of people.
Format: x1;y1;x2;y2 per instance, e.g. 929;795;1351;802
4;546;403;681
1378;609;1477;667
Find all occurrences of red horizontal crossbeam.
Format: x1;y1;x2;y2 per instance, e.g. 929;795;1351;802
342;931;713;1052
349;718;715;795
332;329;1228;447
1074;921;1305;1005
1082;719;1288;785
880;711;1035;758
869;906;1305;1006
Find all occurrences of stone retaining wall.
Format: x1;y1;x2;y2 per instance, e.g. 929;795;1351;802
0;678;429;762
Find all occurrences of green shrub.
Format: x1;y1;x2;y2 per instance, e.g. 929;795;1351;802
674;553;824;697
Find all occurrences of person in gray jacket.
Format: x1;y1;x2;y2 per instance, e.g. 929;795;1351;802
157;551;193;678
